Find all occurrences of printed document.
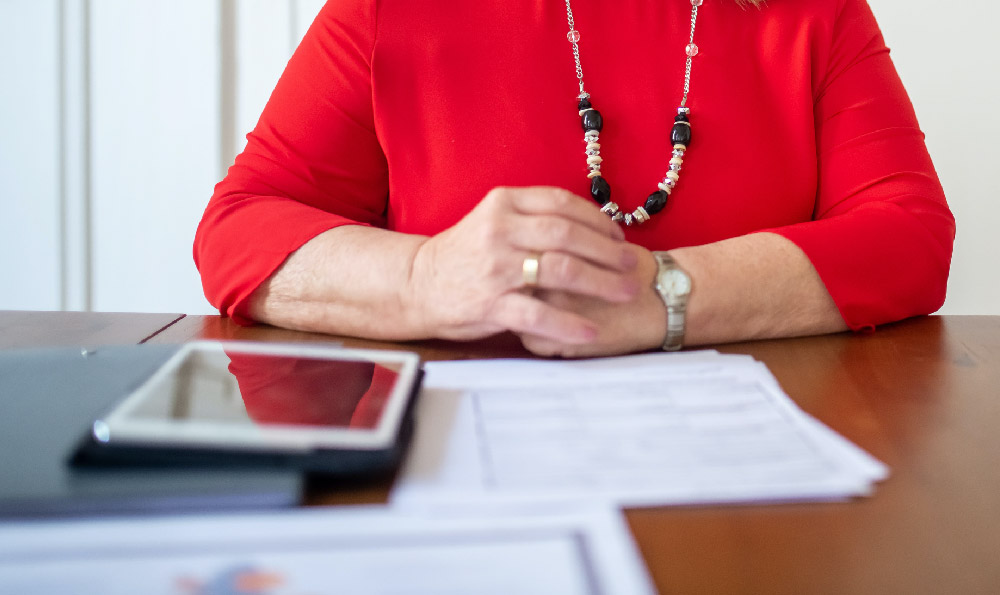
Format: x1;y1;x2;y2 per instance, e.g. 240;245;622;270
0;505;653;595
392;352;888;509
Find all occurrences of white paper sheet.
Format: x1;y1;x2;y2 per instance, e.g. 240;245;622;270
0;504;654;595
392;352;888;510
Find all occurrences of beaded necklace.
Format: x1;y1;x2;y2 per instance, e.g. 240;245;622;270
563;0;703;226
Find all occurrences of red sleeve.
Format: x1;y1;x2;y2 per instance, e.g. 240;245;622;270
194;0;386;325
768;0;955;330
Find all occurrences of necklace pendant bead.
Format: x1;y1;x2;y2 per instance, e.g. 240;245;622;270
633;207;651;224
691;0;703;7
671;123;692;146
685;43;699;57
645;190;669;215
582;109;603;132
567;30;581;43
591;176;612;206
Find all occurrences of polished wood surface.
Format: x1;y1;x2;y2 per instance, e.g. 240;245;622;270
150;314;1000;594
12;312;1000;593
0;310;184;350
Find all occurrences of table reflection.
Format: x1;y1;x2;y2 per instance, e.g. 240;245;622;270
226;352;399;430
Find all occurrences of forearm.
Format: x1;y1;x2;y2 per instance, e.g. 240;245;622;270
246;187;639;345
670;232;847;346
248;225;432;340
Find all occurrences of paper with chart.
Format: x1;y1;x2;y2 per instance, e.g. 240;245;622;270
0;504;654;595
392;351;888;509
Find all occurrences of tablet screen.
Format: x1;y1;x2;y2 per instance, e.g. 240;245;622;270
94;342;421;451
128;348;399;430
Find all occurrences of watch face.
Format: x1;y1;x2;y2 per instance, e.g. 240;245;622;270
661;269;692;296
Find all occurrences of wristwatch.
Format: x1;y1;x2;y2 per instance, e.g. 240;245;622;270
652;251;692;351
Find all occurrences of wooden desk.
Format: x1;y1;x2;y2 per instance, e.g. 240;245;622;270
9;312;1000;594
0;310;184;350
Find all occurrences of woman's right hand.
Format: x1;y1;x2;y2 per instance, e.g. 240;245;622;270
406;186;642;344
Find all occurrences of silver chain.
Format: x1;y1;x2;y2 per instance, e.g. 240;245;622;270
681;4;700;106
564;0;586;97
563;1;700;104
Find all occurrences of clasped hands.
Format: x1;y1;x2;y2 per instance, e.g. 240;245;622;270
408;186;669;357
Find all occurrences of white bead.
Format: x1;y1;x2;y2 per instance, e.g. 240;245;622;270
658;182;673;194
587;170;603;179
666;171;680;182
586;142;601;151
673;143;687;151
669;157;683;166
587;155;603;165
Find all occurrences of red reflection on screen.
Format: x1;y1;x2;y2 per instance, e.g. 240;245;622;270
226;352;398;430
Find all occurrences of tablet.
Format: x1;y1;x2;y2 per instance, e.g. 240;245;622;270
79;341;423;475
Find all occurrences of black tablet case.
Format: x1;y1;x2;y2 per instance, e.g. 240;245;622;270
0;344;303;519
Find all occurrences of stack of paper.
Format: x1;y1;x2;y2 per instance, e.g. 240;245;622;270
392;352;887;509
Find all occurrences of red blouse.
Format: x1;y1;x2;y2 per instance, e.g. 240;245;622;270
195;0;955;331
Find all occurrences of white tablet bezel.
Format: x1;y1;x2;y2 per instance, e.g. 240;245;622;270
92;341;422;452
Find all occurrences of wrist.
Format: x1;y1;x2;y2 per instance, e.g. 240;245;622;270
652;251;692;351
402;237;437;338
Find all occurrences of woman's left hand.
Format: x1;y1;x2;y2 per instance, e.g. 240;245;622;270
518;244;668;358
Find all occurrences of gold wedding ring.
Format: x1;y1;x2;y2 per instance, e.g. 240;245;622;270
522;253;542;287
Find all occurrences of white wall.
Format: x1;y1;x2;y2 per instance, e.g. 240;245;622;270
869;0;1000;315
0;0;323;314
1;0;62;310
0;0;996;315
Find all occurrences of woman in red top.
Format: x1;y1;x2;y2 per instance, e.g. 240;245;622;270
195;0;954;357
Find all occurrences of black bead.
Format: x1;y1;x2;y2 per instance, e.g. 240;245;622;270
582;109;603;132
578;97;592;111
671;122;692;146
674;112;689;123
644;190;669;215
590;176;612;206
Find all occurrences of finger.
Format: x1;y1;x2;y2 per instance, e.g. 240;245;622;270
508;212;639;272
518;333;590;359
501;186;625;240
489;292;598;345
532;251;641;302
